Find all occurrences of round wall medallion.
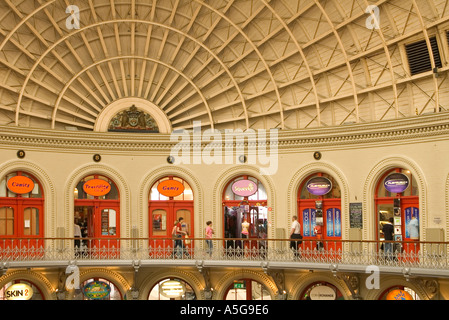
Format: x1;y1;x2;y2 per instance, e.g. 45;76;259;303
167;156;175;164
238;155;247;163
17;150;26;158
93;154;102;162
313;151;322;160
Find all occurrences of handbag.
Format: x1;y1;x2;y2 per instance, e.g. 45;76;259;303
184;235;191;245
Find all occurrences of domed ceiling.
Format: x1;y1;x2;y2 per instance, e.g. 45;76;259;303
0;0;448;132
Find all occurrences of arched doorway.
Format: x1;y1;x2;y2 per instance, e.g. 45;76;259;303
225;279;271;300
298;173;341;254
74;175;120;255
0;171;44;256
375;168;419;260
223;176;268;255
148;176;194;257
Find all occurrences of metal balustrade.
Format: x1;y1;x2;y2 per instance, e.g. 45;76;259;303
1;237;448;275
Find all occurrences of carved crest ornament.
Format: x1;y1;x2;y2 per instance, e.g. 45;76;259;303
108;105;159;133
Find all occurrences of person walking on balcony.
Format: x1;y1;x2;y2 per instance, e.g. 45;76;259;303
205;221;214;257
290;216;302;260
382;217;394;260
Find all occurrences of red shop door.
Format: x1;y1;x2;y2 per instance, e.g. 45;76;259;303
75;200;120;257
299;199;342;260
0;199;44;258
149;201;193;258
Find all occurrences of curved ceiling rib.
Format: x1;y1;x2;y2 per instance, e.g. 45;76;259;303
0;0;447;132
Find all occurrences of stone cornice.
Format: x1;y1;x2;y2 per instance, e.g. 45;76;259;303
0;113;448;153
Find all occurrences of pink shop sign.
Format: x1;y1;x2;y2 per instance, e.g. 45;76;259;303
231;179;258;197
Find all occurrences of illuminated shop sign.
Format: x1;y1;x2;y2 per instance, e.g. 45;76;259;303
231;179;258;197
83;179;111;196
157;180;185;197
5;283;34;300
7;176;35;194
386;289;413;300
83;280;111;300
309;285;336;300
160;280;186;299
306;177;332;196
384;173;409;193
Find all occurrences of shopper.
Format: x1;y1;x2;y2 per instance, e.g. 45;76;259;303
205;221;214;257
175;217;189;258
382;217;394;260
290;215;302;260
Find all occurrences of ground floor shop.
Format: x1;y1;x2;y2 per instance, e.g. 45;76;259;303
0;266;441;300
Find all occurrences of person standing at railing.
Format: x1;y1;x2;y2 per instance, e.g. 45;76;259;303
382;217;394;260
175;217;189;258
205;221;214;257
290;215;302;260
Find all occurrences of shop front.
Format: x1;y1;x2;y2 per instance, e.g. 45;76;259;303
223;176;268;256
0;172;44;257
298;173;342;257
74;175;120;256
376;168;419;261
148;176;193;258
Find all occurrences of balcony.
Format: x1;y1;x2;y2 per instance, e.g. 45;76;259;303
1;237;448;278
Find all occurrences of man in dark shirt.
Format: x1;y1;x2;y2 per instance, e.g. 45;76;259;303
382;217;394;259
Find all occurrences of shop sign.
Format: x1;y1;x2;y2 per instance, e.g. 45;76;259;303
160;280;186;299
7;176;35;194
384;173;409;193
231;179;258;197
83;179;111;196
157;180;185;197
309;285;336;300
83;281;111;300
5;283;34;300
306;177;332;196
386;289;413;300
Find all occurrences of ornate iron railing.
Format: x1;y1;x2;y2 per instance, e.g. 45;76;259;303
0;237;448;272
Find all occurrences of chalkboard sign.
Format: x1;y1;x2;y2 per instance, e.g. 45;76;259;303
349;202;363;228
